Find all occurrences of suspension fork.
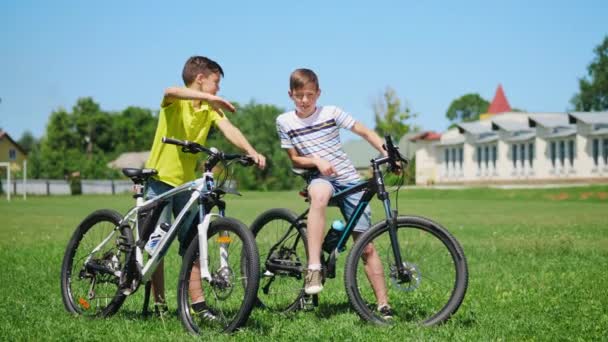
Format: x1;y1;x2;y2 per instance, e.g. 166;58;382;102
374;163;405;273
383;200;405;272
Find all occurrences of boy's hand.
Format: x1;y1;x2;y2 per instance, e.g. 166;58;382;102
206;94;236;113
382;149;402;175
315;158;336;176
249;152;266;169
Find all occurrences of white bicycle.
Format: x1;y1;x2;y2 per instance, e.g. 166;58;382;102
60;137;260;334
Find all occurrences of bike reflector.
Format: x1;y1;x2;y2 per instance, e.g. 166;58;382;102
217;236;232;243
78;297;90;310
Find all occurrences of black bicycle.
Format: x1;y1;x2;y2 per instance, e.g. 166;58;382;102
60;137;260;334
251;136;468;326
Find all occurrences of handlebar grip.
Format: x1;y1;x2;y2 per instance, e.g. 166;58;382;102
162;137;185;146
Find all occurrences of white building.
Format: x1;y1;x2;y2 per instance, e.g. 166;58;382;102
412;112;608;185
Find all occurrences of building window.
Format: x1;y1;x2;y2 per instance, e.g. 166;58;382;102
550;141;557;168
592;139;599;166
492;145;497;169
8;149;17;161
512;144;517;169
559;140;566;167
458;147;463;170
451;148;456;170
520;144;525;168
528;142;534;167
477;146;482;170
568;140;575;166
603;138;608;165
484;145;489;169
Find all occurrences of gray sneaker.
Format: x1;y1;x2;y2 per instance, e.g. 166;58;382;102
304;269;323;294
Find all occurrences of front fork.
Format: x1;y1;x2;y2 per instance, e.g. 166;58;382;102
197;210;230;282
380;196;409;283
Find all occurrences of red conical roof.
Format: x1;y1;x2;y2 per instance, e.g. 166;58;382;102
487;84;511;114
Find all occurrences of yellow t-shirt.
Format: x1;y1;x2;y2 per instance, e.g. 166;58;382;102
145;99;224;187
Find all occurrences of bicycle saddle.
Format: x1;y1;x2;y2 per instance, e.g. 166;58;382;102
122;168;158;184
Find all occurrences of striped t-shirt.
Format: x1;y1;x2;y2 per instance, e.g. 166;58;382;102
276;105;360;184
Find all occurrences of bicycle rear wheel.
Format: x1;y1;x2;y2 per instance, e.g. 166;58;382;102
344;215;468;326
177;217;259;334
250;208;308;313
60;209;132;317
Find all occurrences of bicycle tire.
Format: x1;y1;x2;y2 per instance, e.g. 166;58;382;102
250;208;309;313
177;217;260;334
344;215;468;326
60;209;133;317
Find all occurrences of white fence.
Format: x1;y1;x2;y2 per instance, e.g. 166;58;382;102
2;179;133;196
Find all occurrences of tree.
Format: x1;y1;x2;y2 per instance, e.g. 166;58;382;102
206;101;299;191
18;131;38;154
445;93;489;123
373;87;416;142
571;35;608;111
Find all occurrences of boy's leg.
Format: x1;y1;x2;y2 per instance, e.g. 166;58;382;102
151;260;166;303
305;179;333;294
341;189;389;308
146;180;172;311
352;232;388;308
173;191;210;311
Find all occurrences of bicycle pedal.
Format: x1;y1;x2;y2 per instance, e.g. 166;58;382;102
300;294;316;311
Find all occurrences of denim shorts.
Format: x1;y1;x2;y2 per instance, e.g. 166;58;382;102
145;178;198;256
308;178;372;233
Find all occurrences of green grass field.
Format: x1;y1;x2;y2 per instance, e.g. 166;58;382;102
1;186;607;340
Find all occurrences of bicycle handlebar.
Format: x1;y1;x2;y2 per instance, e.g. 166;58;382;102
161;137;255;167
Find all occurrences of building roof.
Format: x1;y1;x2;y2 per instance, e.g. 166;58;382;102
107;151;150;169
486;84;512;114
409;131;441;142
0;130;28;156
568;112;608;125
491;113;531;132
457;120;493;135
528;113;571;128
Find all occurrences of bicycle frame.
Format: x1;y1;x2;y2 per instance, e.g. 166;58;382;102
86;170;226;291
277;160;406;275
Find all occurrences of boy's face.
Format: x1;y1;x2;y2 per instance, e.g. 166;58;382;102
289;83;320;116
196;72;221;95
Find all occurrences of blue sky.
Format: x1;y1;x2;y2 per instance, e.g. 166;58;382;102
1;0;606;142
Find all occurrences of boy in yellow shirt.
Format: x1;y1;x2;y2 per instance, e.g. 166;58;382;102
145;56;266;318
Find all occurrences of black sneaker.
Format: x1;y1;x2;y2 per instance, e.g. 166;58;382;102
197;308;218;321
192;302;218;321
378;305;394;320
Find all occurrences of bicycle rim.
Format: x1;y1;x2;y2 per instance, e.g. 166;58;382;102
178;218;259;334
61;210;127;317
252;209;308;313
345;216;468;326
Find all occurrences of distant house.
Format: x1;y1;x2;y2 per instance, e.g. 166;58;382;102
107;151;150;169
0;130;28;172
412;111;608;185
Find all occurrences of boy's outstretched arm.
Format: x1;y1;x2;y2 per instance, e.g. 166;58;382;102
162;87;236;113
351;122;388;156
216;119;266;169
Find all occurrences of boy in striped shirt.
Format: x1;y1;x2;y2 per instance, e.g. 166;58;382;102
276;68;392;318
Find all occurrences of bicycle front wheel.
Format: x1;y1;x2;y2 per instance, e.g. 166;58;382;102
344;215;468;326
177;217;259;334
250;208;308;313
60;209;131;317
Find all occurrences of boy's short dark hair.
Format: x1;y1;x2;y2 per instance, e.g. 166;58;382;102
290;68;319;91
182;56;224;86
